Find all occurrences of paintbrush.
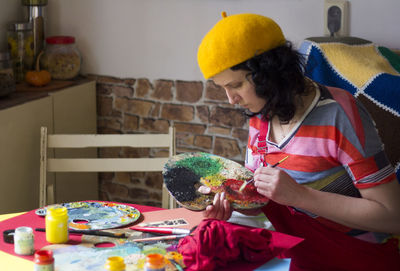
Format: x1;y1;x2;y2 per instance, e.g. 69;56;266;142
238;155;289;192
130;226;191;235
35;228;127;238
131;233;188;243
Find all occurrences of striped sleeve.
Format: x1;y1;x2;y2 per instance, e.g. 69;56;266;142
326;87;396;188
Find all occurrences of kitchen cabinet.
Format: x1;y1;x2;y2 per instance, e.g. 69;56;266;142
0;80;98;214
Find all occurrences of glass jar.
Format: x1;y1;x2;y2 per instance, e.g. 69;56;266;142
14;226;34;255
41;36;81;80
0;52;16;97
144;254;166;271
105;256;126;271
45;206;69;244
22;0;48;63
7;22;34;83
34;249;54;271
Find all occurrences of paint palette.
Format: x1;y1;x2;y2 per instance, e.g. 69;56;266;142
44;239;184;271
35;201;141;230
163;152;269;211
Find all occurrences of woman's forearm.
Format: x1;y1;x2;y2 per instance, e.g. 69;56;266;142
294;181;400;234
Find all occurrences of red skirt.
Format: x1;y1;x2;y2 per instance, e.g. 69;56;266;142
262;201;400;271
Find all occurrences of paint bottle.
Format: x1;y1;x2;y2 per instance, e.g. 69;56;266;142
45;206;69;244
14;226;34;255
144;253;166;271
34;250;54;271
105;256;126;271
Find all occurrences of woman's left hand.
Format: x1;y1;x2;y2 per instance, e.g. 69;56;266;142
253;165;306;206
202;192;232;221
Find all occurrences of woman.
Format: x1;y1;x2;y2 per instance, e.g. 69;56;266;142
197;12;400;270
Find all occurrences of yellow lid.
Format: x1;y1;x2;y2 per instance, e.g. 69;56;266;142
105;256;126;271
46;206;68;217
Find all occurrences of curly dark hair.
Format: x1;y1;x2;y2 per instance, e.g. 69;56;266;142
231;41;310;123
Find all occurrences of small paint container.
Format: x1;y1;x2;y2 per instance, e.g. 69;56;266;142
34;250;54;271
105;256;126;271
145;253;166;271
14;226;34;255
45;206;69;244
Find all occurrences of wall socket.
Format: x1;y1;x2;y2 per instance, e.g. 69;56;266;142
324;0;349;37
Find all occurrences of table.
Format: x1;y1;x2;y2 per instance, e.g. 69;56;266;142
0;203;290;271
0;203;163;270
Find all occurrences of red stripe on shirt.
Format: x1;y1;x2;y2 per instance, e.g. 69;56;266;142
327;87;365;148
297;125;364;162
264;153;340;172
348;156;380;180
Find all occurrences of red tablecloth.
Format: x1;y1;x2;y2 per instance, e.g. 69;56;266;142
0;202;290;271
0;202;162;262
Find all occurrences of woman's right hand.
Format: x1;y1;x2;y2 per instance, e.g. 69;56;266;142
202;192;232;221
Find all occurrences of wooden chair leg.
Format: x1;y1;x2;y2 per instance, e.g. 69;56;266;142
170;194;177;209
162;184;177;209
162;184;170;209
39;127;48;207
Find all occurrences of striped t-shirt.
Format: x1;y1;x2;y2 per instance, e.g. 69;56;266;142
245;83;396;244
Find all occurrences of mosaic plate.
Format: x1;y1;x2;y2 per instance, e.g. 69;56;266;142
35;201;141;230
163;152;269;211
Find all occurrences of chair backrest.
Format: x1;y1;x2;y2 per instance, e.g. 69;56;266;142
39;126;176;209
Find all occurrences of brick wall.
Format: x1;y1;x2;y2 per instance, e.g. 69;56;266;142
88;75;249;207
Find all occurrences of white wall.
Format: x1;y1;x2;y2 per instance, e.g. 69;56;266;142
1;0;400;81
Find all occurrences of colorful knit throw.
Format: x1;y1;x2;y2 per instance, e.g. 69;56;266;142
299;40;400;181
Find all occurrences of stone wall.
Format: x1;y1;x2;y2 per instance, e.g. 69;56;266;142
88;75;249;207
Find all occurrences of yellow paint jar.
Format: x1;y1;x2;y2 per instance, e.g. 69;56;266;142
45;206;69;244
105;256;126;271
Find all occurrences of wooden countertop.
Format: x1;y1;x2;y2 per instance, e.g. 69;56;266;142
0;78;91;111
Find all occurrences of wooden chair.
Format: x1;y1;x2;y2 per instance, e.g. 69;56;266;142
39;126;176;209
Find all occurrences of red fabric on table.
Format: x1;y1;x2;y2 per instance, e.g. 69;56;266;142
0;202;162;262
178;218;303;271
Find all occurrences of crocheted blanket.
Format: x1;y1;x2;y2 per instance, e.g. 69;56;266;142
299;40;400;181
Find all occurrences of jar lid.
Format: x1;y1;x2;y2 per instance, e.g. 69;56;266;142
34;250;54;264
146;254;165;268
8;22;33;31
46;206;68;216
46;36;75;44
0;52;10;61
105;256;126;270
21;0;48;6
15;226;33;236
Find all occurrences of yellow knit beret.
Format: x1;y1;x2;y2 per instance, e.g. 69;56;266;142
197;12;285;79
